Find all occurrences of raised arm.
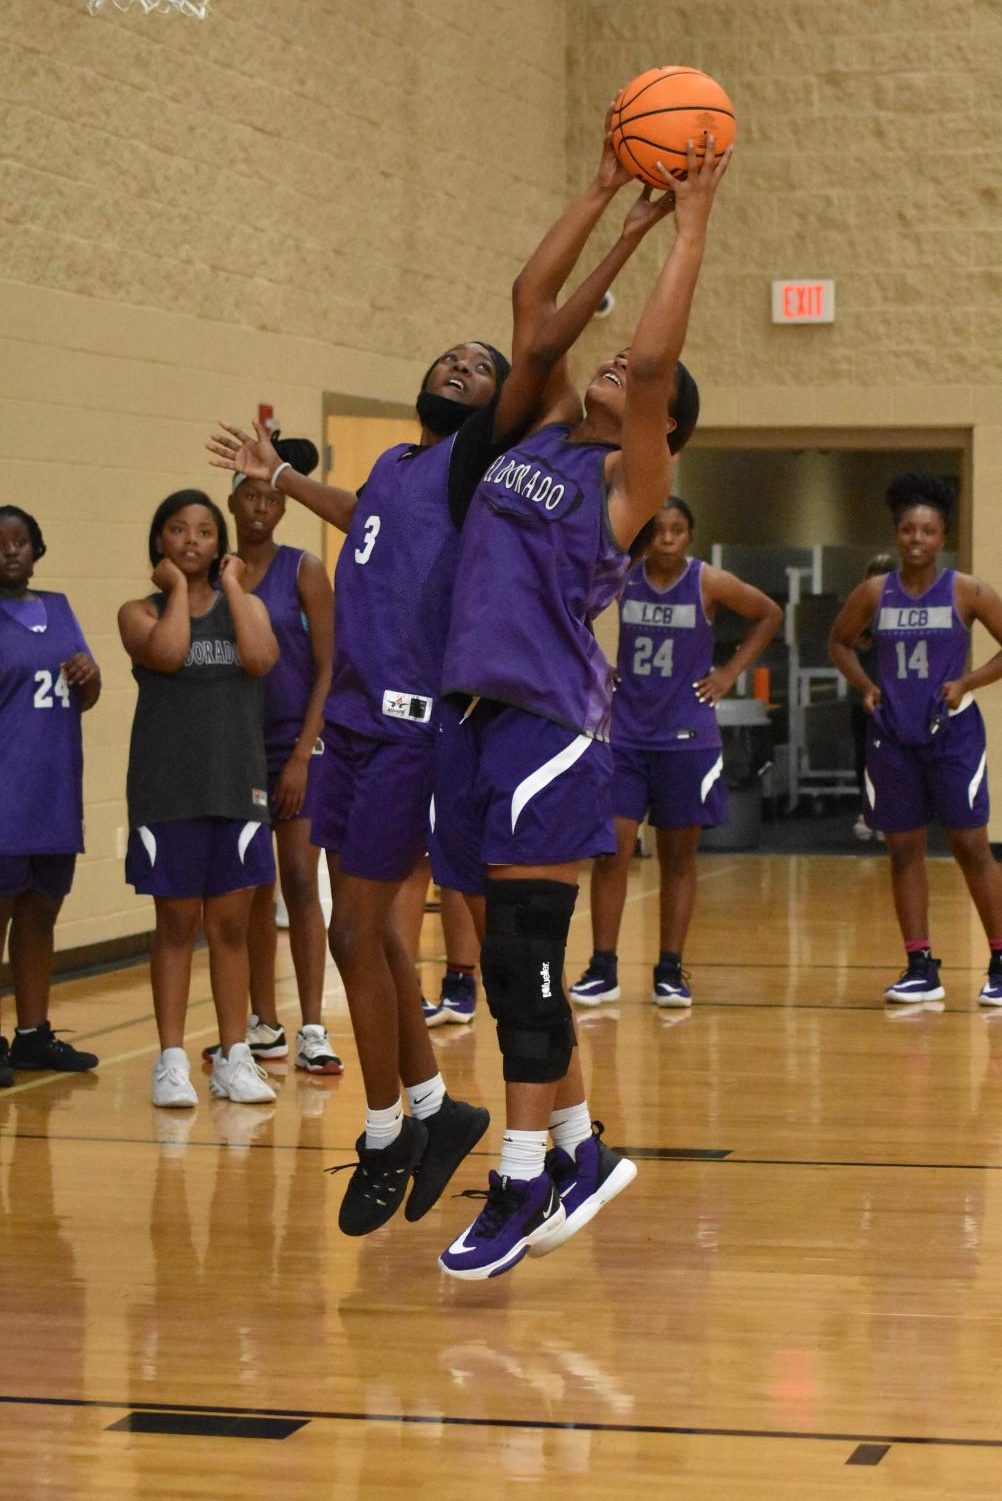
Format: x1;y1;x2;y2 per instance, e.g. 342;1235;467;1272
495;110;677;437
607;137;732;551
829;577;884;710
207;423;358;533
694;567;782;706
118;560;192;673
217;555;279;677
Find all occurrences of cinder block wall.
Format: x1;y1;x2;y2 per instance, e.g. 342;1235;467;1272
566;0;1002;818
0;0;567;950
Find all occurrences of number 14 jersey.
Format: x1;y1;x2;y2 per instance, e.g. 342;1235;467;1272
612;558;720;751
872;568;969;746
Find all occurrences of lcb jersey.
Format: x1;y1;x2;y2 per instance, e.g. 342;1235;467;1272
0;591;89;854
612;558;720;750
873;568;969;745
328;438;460;741
443;423;630;740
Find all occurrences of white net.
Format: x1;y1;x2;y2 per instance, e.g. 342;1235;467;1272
88;0;209;16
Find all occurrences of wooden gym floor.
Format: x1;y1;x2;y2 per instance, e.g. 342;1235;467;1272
3;849;1002;1499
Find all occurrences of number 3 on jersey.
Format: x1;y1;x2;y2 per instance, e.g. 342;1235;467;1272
34;669;71;708
895;639;929;680
632;637;674;677
354;515;381;565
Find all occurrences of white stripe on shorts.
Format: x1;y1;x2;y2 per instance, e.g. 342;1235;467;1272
510;733;592;835
864;768;876;810
700;754;724;805
238;821;262;865
429;793;436;834
138;825;157;867
968;750;987;810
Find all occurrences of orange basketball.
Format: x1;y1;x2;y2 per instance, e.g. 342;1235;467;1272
611;66;736;186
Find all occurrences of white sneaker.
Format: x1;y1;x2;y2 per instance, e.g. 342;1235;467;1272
152;1047;198;1108
210;1041;277;1103
245;1014;289;1059
852;814;873;842
295;1024;344;1075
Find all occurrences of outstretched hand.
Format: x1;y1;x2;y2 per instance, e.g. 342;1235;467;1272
207;421;280;485
595;99;635;194
655;133;733;238
621;182;676;242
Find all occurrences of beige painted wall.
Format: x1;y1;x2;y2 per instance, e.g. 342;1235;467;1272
1;0;566;951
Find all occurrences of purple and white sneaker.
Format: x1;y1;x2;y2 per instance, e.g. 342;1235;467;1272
439;1170;565;1280
439;971;476;1024
529;1121;637;1257
884;954;945;1003
422;995;449;1029
570;957;620;1006
979;956;1002;1005
652;962;692;1008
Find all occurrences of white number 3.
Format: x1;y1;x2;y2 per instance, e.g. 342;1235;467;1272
33;670;71;709
354;515;381;565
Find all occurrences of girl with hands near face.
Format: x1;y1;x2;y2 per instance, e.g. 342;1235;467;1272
118;489;280;1109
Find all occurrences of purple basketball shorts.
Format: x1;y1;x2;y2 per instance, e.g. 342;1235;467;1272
430;699;616;897
865;703;989;832
266;737;325;825
611;743;728;829
0;853;77;903
125;817;275;899
309;721;433;883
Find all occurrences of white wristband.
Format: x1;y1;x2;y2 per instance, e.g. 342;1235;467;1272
270;460;291;491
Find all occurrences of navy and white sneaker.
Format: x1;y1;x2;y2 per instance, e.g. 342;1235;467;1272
422;995;449;1029
652;961;692;1008
979;955;1002;1006
439;971;476;1024
439;1170;565;1280
884;954;945;1003
570;956;620;1006
529;1121;636;1257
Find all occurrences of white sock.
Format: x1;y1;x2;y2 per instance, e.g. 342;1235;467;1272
406;1073;446;1121
498;1128;548;1181
549;1101;592;1158
364;1100;403;1150
159;1047;188;1069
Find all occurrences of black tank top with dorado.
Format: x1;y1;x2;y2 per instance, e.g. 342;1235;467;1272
126;591;269;829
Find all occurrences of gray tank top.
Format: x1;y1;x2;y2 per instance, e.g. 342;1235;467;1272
126;591;269;828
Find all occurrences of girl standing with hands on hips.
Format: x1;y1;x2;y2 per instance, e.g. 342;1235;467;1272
829;473;1002;1006
119;490;279;1107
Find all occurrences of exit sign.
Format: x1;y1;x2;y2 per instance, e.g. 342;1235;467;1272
772;280;835;324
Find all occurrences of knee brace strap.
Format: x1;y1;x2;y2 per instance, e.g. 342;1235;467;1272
481;879;578;1083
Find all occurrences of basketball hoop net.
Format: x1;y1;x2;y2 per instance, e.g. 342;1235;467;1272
87;0;209;16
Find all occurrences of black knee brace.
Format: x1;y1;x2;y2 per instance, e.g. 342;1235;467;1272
480;879;578;1083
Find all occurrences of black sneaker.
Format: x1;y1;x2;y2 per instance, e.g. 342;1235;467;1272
10;1021;98;1072
329;1115;429;1236
405;1094;490;1222
0;1036;13;1089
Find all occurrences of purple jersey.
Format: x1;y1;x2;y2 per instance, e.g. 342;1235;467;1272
612;558;720;750
443;424;630;740
0;592;89;854
253;545;313;755
872;569;968;746
326;438;460;741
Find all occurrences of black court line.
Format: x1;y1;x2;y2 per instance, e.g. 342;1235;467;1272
847;1443;891;1465
106;1412;306;1440
4;1130;1002;1174
3;1392;1001;1451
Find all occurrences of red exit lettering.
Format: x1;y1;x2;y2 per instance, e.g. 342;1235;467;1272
783;284;822;319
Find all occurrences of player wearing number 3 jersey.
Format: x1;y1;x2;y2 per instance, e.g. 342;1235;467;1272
830;472;1002;1006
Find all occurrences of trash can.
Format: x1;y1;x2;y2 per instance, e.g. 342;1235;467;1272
700;698;773;851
